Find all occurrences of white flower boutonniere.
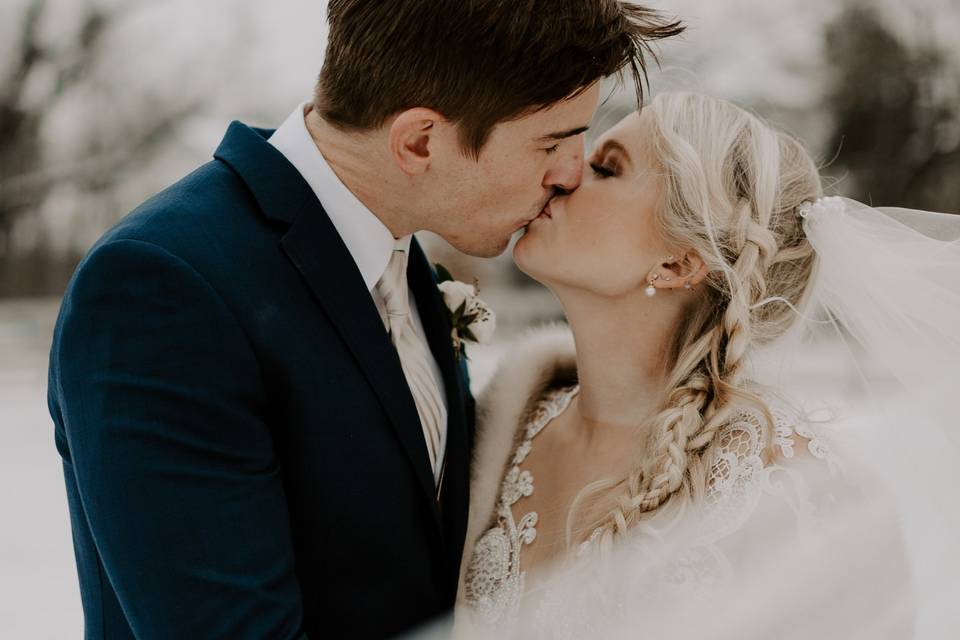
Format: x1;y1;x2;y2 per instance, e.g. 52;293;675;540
435;264;496;361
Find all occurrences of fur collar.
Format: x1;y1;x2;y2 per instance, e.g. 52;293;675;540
458;322;578;589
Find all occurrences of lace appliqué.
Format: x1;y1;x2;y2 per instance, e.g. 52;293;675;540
774;411;841;475
462;385;579;626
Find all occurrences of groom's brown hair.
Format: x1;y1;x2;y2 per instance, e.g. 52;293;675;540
315;0;683;158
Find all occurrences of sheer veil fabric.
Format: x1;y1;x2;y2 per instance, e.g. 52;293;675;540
777;198;960;638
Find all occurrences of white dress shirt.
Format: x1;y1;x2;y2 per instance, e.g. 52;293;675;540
269;103;448;477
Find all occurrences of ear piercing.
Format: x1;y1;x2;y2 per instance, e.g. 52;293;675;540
647;256;695;298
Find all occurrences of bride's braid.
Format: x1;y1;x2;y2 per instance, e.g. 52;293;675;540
609;225;772;527
576;92;822;548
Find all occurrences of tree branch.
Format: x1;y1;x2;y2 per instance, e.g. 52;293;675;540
1;0;47;110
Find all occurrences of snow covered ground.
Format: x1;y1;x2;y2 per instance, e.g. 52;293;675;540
0;298;80;638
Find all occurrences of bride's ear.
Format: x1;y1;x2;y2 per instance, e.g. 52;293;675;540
651;252;709;292
389;108;442;176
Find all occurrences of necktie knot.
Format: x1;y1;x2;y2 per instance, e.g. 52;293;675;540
378;248;410;331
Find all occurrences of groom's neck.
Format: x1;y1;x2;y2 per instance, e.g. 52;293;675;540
304;107;418;238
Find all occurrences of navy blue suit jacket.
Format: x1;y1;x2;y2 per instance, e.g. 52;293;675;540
48;122;475;639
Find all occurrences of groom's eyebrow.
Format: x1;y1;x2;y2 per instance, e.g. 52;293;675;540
535;125;590;142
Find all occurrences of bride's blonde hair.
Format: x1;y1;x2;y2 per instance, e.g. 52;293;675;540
568;91;823;550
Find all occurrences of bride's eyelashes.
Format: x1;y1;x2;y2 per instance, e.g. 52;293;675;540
543;144;561;155
590;162;615;178
588;149;620;178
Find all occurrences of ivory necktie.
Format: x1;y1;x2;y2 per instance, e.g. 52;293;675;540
376;246;447;485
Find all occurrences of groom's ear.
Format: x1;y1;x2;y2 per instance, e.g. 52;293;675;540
389;108;443;176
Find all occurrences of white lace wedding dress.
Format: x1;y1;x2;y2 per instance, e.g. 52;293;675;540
456;383;907;639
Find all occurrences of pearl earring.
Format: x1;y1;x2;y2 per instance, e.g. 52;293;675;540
645;273;659;298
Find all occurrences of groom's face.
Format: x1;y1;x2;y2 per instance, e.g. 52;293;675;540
424;83;602;258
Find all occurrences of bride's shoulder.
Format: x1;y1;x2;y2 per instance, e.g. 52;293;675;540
694;394;855;551
703;392;845;514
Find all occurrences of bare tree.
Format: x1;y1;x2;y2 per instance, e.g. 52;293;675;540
0;0;50;258
824;4;960;211
0;0;207;294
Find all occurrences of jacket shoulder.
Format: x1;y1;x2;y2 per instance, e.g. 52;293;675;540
100;160;257;249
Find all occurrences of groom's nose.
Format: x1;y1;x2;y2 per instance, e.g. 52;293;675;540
544;148;584;193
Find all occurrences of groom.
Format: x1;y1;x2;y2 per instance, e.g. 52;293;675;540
48;1;681;638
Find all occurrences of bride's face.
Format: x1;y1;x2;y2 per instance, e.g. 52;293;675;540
514;111;672;297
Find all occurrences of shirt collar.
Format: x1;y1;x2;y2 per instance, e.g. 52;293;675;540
268;102;406;291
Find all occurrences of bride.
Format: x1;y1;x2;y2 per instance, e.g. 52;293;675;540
452;92;960;639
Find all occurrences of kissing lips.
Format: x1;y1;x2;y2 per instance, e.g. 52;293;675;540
520;202;553;232
533;202;553;223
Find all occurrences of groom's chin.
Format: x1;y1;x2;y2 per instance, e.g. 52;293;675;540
451;234;513;259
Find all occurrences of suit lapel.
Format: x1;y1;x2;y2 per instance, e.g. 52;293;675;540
214;122;442;530
281;207;444;529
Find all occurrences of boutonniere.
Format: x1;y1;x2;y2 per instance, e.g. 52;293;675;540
435;263;496;361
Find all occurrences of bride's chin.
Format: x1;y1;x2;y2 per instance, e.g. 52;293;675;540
512;236;551;283
512;231;536;266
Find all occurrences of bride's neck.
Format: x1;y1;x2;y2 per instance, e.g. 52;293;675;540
560;287;678;429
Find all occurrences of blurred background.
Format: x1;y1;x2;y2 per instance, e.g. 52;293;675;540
1;0;958;636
